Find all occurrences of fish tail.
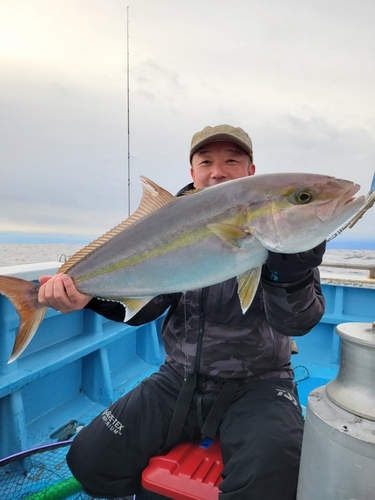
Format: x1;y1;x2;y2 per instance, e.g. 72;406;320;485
0;276;47;363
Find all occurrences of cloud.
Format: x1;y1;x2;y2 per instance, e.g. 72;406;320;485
0;0;374;244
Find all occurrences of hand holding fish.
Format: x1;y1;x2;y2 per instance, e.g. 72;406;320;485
264;240;327;283
38;274;92;313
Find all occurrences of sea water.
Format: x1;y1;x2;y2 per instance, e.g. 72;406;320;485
0;244;83;267
0;244;375;276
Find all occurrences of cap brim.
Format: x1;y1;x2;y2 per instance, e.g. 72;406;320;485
190;133;252;159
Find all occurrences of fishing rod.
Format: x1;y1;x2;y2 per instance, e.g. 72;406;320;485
327;172;375;242
127;5;131;218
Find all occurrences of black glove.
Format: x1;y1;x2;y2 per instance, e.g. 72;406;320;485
263;240;326;283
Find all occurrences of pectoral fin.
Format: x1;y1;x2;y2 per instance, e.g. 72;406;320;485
236;267;262;314
207;223;251;248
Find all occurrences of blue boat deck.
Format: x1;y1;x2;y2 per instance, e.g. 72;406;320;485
0;261;374;463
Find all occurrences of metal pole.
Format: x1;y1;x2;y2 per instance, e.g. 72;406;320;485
127;6;130;217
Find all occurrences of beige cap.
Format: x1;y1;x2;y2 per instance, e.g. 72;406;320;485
190;124;253;163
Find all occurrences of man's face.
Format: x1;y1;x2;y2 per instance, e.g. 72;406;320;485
190;141;255;188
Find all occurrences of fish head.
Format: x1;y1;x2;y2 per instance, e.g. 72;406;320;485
246;173;365;253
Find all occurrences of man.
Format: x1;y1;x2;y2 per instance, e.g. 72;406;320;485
39;125;326;499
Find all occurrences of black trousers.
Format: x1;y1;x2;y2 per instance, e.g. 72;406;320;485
66;363;304;499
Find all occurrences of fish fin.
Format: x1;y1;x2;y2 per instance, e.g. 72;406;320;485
291;338;299;354
60;177;175;274
236;267;262;314
122;297;155;322
180;187;204;196
138;176;176;211
207;223;251;248
0;276;47;363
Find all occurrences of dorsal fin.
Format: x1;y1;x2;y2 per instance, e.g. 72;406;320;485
59;176;175;274
137;175;176;212
180;188;201;196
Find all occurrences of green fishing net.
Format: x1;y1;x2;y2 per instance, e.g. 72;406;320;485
0;441;90;500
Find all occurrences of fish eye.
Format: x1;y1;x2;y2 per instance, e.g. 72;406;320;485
293;189;312;204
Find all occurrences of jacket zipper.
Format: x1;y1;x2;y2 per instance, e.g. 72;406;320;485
194;288;206;374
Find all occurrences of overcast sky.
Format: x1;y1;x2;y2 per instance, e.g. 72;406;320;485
1;0;375;246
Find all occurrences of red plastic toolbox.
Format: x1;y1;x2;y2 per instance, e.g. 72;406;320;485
142;439;223;500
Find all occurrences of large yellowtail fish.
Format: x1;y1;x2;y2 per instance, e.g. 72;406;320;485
0;173;364;363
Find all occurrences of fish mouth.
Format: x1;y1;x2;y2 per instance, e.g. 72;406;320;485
336;183;365;215
316;183;365;222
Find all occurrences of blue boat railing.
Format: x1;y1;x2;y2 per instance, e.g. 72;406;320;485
0;260;374;461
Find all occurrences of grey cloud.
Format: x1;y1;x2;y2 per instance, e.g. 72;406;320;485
1;0;374;244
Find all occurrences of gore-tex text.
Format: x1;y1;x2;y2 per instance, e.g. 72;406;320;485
101;409;124;435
